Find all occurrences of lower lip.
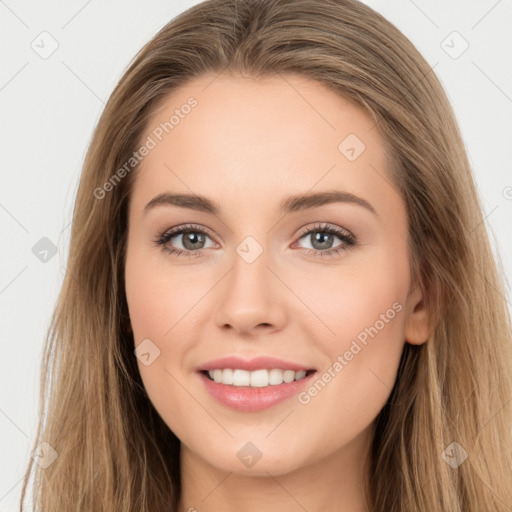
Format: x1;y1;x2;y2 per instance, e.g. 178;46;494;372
198;371;316;412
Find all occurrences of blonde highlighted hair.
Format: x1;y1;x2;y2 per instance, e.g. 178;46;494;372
20;0;512;510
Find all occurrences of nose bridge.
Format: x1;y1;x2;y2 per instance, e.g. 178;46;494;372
214;232;283;332
229;233;271;301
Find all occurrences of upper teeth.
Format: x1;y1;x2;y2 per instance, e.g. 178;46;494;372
208;369;308;387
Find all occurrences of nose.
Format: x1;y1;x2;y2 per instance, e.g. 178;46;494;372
214;248;287;337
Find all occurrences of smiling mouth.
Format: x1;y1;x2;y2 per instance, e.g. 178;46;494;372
200;368;316;387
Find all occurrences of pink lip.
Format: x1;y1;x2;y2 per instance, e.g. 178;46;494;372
196;355;315;372
198;370;316;412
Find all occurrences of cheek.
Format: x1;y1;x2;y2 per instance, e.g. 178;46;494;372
124;244;210;418
125;247;198;440
296;248;409;432
125;243;203;340
324;272;406;357
302;245;409;356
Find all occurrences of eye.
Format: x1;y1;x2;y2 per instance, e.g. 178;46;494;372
155;224;216;258
154;222;357;258
294;222;356;258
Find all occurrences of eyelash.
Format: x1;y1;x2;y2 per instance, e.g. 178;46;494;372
154;222;357;259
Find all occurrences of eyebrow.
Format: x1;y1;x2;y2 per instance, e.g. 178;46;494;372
143;190;379;218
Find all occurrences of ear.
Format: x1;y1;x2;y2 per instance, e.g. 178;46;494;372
404;284;431;345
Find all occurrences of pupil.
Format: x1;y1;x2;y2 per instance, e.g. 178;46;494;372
183;231;204;250
313;231;332;250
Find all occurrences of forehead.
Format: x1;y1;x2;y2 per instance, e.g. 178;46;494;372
129;73;398;219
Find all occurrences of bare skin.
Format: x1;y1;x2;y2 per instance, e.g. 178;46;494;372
124;72;431;512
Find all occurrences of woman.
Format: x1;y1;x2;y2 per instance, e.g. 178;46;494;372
20;0;512;510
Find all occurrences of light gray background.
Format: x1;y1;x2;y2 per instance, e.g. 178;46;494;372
1;0;511;509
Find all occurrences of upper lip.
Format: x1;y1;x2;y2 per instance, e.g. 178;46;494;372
196;356;315;372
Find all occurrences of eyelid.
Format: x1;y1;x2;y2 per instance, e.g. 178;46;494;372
158;223;218;243
295;222;354;240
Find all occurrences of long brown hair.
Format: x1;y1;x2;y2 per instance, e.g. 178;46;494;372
20;0;512;510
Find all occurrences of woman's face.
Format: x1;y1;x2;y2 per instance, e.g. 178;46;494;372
124;73;430;476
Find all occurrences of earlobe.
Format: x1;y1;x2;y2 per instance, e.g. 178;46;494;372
404;285;431;345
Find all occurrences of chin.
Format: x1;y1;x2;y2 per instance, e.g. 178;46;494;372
194;440;310;476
